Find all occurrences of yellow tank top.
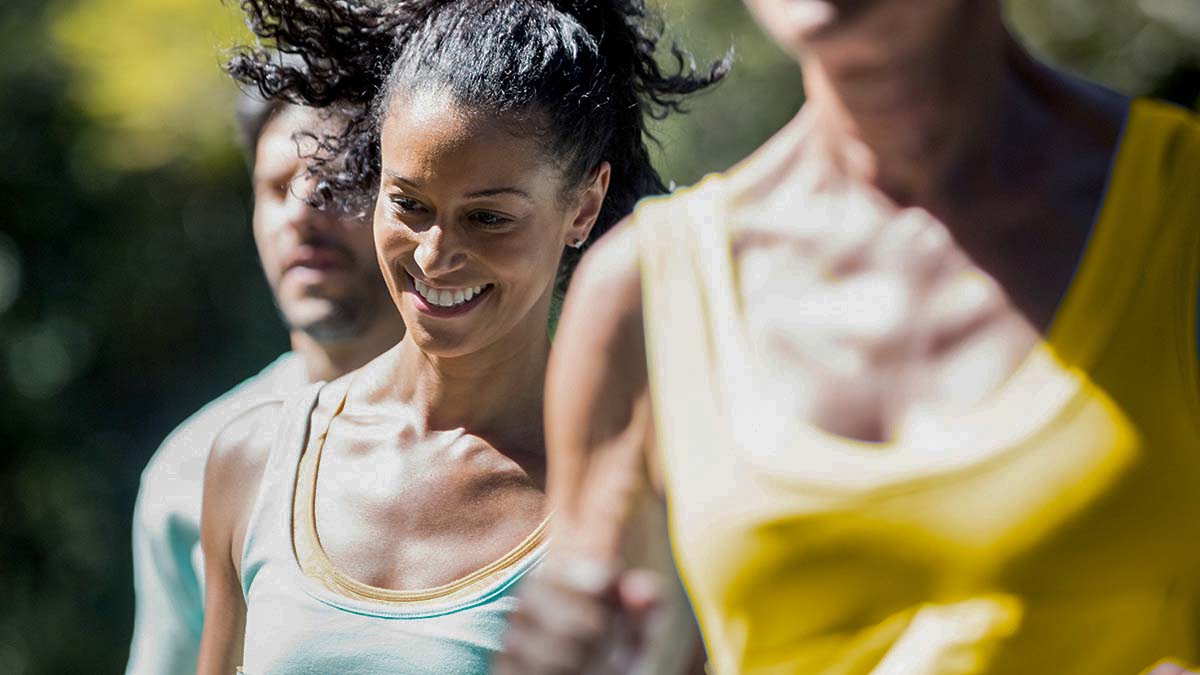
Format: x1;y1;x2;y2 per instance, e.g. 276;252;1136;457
636;99;1200;675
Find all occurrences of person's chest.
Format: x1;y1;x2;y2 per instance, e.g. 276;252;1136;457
728;187;1090;444
311;431;547;591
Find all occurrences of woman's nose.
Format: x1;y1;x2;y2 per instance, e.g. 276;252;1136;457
412;223;467;277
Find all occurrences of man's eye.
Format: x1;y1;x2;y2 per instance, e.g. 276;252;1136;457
257;180;290;199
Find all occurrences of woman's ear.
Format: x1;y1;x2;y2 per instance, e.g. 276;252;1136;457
565;162;611;249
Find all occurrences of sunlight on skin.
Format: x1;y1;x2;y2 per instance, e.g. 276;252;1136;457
1146;664;1200;675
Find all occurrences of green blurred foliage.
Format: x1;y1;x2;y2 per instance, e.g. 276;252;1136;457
1;1;281;672
0;0;1197;672
49;0;248;170
650;0;805;185
1010;0;1200;105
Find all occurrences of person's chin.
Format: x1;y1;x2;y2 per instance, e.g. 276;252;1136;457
281;297;362;341
407;328;480;359
403;307;504;359
279;266;353;296
755;0;877;48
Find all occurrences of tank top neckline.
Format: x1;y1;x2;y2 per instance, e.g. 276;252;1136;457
686;99;1142;496
285;379;550;618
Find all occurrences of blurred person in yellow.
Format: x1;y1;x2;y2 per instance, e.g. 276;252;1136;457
124;96;405;675
495;0;1200;674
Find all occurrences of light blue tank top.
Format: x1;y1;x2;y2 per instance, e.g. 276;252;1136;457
239;383;547;674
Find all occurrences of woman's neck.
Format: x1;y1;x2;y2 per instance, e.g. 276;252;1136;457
782;2;1128;330
355;293;553;450
798;0;1012;209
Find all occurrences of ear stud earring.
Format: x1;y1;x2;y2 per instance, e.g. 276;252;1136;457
569;238;586;249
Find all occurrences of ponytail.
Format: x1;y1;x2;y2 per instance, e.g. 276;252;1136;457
227;0;730;289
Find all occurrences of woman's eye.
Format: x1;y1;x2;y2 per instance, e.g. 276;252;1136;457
390;196;426;214
470;211;511;228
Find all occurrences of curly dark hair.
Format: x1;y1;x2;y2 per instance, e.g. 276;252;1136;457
226;0;729;289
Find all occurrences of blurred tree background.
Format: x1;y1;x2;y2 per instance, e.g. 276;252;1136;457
0;0;1197;672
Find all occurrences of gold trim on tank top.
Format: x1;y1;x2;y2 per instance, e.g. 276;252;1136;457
291;379;550;605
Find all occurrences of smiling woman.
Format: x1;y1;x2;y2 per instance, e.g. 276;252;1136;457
371;88;599;356
194;2;726;674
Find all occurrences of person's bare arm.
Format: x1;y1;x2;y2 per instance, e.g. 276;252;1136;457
498;219;704;674
195;402;280;675
546;220;654;560
1145;662;1200;675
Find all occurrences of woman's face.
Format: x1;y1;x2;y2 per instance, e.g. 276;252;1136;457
742;0;859;56
743;0;962;61
374;90;606;358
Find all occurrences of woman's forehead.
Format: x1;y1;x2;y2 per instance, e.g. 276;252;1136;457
379;93;557;189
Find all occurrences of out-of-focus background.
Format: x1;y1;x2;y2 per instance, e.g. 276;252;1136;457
0;0;1197;671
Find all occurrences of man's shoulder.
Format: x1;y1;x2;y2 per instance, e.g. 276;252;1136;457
135;353;304;525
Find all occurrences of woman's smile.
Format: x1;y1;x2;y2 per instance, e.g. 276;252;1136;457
408;272;494;317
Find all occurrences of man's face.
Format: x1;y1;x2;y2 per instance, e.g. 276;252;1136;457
251;106;390;341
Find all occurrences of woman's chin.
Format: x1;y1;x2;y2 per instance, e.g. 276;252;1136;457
749;0;882;52
749;0;837;43
406;326;481;359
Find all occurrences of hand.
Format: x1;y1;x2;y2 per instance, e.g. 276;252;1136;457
495;557;664;675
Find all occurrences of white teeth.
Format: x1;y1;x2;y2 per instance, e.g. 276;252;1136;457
413;278;487;308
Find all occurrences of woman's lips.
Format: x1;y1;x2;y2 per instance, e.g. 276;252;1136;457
408;273;493;317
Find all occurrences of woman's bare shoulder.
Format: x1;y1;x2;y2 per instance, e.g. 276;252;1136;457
207;400;286;486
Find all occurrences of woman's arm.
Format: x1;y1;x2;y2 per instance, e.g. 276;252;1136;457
1145;662;1199;675
195;403;280;675
545;219;655;560
498;220;702;674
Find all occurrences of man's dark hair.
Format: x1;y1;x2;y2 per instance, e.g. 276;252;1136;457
234;90;284;166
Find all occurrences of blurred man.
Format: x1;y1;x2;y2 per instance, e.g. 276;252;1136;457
124;96;405;675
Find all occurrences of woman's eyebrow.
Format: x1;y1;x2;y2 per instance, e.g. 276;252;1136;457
382;171;531;201
382;170;420;188
463;186;532;200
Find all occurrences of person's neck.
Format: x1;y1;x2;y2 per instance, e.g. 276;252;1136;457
290;313;406;384
798;1;1013;209
357;293;553;451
